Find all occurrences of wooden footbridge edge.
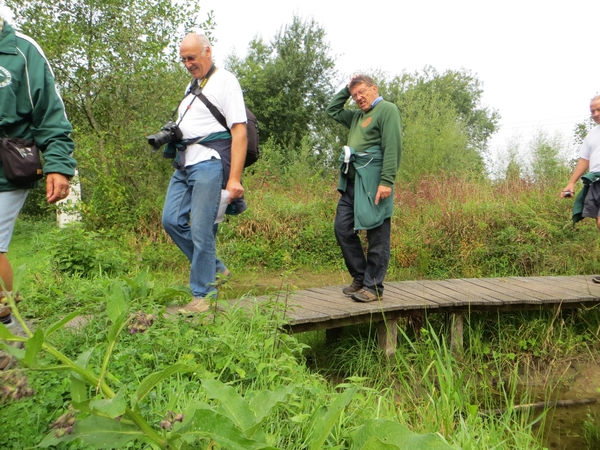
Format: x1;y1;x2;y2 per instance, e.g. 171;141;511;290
246;275;600;359
282;300;600;359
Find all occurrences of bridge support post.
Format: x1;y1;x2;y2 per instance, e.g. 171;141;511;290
449;312;463;353
326;327;343;346
377;316;399;358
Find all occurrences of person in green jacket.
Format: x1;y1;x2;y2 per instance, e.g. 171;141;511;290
326;74;402;303
561;95;600;283
0;9;76;369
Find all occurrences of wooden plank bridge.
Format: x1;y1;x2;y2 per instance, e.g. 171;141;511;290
262;276;600;357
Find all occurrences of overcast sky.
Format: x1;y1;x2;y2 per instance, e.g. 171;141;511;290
199;0;598;166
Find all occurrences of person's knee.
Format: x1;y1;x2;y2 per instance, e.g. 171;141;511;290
0;252;13;293
161;210;177;235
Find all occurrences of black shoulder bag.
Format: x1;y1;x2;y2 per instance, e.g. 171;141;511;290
0;138;43;185
189;70;259;168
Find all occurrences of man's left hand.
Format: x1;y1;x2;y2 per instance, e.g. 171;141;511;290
225;180;244;201
46;173;71;204
375;185;392;205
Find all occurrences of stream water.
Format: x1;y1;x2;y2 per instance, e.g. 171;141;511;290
535;360;600;449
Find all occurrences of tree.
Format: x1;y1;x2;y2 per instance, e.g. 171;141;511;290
529;131;570;185
8;0;215;230
380;67;499;154
375;67;497;181
226;15;337;164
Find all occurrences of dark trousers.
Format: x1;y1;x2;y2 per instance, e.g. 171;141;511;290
334;181;391;295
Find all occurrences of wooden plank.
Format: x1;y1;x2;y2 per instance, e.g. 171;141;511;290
460;278;543;304
381;283;445;308
503;277;592;302
411;279;501;306
286;310;396;333
384;282;453;309
287;292;353;316
440;279;506;304
529;276;600;299
455;278;535;303
301;288;397;315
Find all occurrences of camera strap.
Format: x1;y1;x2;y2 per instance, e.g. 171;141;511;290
187;66;230;132
172;65;219;126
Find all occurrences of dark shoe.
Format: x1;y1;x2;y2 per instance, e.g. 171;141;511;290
351;288;382;303
593;276;600;284
342;280;363;296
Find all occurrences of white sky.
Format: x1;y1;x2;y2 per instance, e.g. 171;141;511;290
200;0;597;165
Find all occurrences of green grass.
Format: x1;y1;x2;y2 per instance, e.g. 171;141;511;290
3;175;600;448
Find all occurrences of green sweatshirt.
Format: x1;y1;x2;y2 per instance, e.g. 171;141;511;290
0;21;76;191
326;86;402;187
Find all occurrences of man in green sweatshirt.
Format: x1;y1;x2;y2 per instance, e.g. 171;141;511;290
0;9;76;369
326;74;402;302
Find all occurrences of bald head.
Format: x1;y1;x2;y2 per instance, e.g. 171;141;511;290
181;34;211;56
180;33;213;79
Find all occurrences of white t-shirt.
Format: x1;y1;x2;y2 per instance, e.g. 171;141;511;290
177;68;247;167
579;126;600;172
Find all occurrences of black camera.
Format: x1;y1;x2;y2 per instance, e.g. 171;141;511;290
147;122;183;151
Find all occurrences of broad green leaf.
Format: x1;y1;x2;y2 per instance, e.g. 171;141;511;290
107;310;129;344
97;310;129;391
202;379;256;434
38;415;143;448
354;437;399;450
71;347;96;404
23;327;44;367
249;384;297;424
350;419;454;450
106;282;127;323
1;345;24;359
90;389;127;418
0;321;27;342
309;386;357;450
132;364;195;408
177;408;279;450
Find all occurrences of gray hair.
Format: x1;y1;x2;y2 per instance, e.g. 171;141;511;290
187;33;211;56
349;74;376;90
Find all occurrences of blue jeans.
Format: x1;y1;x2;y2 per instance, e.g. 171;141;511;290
334;181;391;295
0;190;28;253
162;158;227;298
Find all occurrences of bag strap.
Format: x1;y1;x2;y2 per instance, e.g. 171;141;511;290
196;92;229;131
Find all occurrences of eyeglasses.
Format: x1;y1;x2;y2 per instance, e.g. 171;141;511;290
351;86;371;100
180;55;199;64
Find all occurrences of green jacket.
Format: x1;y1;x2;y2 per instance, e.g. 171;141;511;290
338;145;393;230
572;172;600;224
0;21;76;191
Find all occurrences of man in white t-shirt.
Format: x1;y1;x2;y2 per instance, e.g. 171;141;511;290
562;95;600;281
162;34;247;311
